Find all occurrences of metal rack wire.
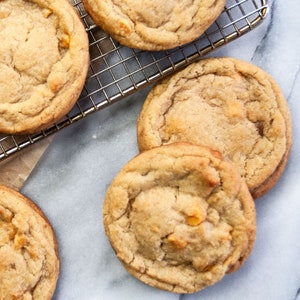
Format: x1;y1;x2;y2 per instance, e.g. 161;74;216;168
0;0;268;161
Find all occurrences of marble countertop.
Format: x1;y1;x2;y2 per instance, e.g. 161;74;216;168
22;1;300;299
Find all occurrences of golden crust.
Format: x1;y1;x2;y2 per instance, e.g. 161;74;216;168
103;143;256;294
0;0;89;134
137;57;293;198
82;0;226;50
0;184;59;299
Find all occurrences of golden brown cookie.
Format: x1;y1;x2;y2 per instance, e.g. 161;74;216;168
0;0;89;134
103;143;256;294
0;185;59;299
137;58;292;199
82;0;226;50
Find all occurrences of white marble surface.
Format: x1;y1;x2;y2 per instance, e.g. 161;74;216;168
22;1;300;299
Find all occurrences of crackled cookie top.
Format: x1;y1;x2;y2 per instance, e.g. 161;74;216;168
0;0;89;134
0;185;59;299
82;0;226;50
103;143;256;294
137;58;292;198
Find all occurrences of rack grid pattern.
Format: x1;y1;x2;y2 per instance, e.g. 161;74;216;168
0;0;268;161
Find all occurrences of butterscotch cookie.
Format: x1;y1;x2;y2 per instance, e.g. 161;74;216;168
0;0;89;134
137;58;292;199
82;0;226;50
103;143;256;294
0;185;59;299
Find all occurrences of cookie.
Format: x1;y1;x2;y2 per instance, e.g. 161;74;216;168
0;185;59;299
103;143;256;294
0;0;89;134
82;0;226;51
137;58;292;199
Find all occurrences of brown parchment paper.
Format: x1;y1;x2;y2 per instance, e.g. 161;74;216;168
0;136;54;190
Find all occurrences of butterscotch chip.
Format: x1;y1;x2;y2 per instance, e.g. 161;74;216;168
137;58;292;198
82;0;226;50
0;0;89;134
0;185;59;299
103;143;256;294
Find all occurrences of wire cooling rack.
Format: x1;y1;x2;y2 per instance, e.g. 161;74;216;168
0;0;268;161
